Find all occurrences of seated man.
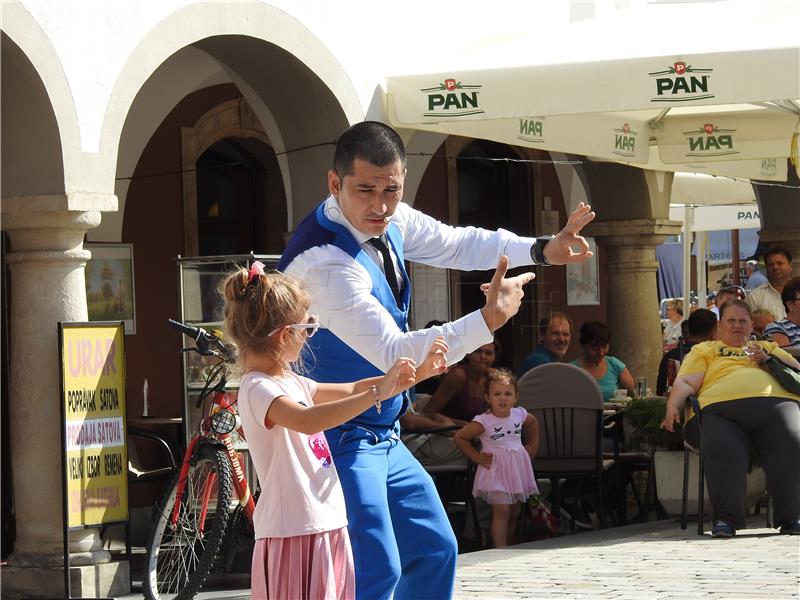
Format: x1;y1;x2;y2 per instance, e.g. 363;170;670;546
656;309;717;396
516;312;572;377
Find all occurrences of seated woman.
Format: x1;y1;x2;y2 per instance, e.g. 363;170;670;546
571;321;635;401
423;341;500;426
662;299;800;537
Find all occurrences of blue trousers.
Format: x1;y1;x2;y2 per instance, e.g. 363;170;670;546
327;425;458;600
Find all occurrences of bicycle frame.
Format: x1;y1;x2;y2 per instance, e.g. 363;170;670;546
170;388;255;533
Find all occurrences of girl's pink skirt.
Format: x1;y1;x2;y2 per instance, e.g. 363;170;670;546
250;527;355;600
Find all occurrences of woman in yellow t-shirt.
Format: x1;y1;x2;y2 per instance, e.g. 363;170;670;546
662;299;800;538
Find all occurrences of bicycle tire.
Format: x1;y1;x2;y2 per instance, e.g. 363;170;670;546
143;443;234;600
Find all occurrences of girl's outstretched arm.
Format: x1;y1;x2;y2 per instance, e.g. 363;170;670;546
267;359;416;435
313;337;448;405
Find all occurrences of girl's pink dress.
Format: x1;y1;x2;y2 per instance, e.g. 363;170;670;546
250;528;355;600
238;371;356;600
472;407;538;505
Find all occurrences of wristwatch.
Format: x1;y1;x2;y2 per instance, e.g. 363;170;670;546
530;236;554;266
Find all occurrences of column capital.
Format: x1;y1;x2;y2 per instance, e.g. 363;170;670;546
1;193;117;215
585;219;683;243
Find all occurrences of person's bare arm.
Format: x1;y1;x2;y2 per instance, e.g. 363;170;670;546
619;367;636;396
454;421;490;467
423;367;466;416
267;359;416;434
522;413;539;460
661;372;705;432
314;338;447;404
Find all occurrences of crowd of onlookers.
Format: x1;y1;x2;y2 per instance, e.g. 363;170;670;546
402;245;799;545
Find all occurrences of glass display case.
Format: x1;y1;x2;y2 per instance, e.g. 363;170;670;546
176;254;280;458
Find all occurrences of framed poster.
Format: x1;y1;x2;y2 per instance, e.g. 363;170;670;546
84;243;136;334
566;238;599;306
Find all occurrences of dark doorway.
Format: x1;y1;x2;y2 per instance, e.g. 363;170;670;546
195;137;286;256
456;140;535;371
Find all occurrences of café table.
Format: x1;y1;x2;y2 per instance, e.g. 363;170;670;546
601;398;665;525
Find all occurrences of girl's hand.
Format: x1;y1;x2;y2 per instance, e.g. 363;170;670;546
417;337;448;381
376;358;417;401
477;452;493;468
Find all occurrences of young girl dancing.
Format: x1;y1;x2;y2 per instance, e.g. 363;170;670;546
222;263;447;600
454;369;539;548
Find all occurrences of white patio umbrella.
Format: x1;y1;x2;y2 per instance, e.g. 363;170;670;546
386;46;800;179
385;0;800;182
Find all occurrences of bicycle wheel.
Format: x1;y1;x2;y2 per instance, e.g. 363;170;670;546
143;443;234;600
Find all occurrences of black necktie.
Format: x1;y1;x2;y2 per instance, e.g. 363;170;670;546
367;237;401;305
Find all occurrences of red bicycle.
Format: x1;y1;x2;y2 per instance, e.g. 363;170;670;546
143;320;255;600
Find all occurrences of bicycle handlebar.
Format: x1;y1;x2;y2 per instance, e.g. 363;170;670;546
167;319;237;363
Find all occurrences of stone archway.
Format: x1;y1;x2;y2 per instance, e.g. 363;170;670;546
1;27;122;598
181;98;287;256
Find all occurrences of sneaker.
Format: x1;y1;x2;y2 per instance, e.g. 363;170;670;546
711;521;736;538
779;518;800;535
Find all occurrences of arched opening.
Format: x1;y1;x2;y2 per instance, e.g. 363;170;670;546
195;137;286;256
1;32;68;561
457;140;535;370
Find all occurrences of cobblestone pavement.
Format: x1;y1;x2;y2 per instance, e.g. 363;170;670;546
120;517;799;599
454;517;800;599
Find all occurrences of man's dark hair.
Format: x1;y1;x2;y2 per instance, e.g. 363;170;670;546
538;311;572;336
780;276;800;311
578;321;611;347
686;308;717;340
763;246;793;265
333;121;406;178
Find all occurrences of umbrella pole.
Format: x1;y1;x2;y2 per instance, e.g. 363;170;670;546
683;206;693;317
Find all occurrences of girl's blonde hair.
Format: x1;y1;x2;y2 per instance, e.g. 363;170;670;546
484;368;517;396
221;267;309;367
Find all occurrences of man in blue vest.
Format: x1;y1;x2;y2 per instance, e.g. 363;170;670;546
278;121;595;600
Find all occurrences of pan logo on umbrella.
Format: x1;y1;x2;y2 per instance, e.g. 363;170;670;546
649;61;714;103
517;116;546;144
612;123;639;158
683;123;739;157
420;78;484;118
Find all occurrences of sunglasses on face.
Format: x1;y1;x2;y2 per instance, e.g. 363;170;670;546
269;315;320;339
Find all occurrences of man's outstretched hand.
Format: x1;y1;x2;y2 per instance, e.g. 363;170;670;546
543;202;596;265
480;256;535;332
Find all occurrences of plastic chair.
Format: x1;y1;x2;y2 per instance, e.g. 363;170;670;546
517;363;615;529
680;396;772;534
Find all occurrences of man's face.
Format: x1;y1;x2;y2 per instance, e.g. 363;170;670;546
328;158;405;237
542;317;571;359
765;253;792;286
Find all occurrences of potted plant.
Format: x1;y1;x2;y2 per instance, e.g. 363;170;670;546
623;398;765;517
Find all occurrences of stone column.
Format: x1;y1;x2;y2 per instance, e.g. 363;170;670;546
586;219;682;388
2;194;129;598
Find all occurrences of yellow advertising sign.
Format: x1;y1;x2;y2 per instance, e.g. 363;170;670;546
60;323;128;528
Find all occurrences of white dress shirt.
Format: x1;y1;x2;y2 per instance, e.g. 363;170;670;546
283;196;539;372
746;283;786;320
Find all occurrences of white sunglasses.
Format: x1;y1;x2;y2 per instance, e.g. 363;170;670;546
269;315;320;339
